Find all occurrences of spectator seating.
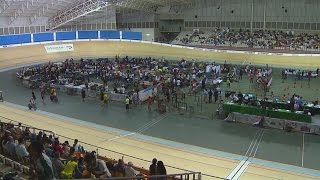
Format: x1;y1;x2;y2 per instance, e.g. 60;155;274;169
0;154;29;179
172;29;320;51
0;117;201;179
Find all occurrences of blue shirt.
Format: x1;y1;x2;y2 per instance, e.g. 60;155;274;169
16;144;29;157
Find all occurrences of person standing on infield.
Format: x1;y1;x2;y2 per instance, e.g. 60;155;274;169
81;88;86;102
125;96;130;111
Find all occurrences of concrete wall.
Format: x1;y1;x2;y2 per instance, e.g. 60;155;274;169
181;0;320;23
0;17;48;27
166;0;320;32
116;11;156;23
127;28;157;41
0;17;48;35
116;10;158;29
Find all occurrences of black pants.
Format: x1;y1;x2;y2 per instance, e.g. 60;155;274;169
214;95;218;103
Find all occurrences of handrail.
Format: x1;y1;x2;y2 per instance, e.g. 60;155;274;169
0;115;56;137
1;38;320;57
0;154;29;174
68;172;202;180
0;115;225;179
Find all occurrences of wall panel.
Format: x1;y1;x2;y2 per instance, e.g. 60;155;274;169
100;31;120;39
33;33;54;42
78;31;98;39
0;34;31;46
56;32;76;40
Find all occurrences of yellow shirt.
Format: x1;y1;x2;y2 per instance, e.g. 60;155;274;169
103;94;108;101
61;160;77;178
125;98;130;105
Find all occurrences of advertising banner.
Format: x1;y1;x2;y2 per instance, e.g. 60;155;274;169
44;44;74;53
139;86;157;102
225;112;320;134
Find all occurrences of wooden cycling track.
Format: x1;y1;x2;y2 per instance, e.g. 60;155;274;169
0;41;320;179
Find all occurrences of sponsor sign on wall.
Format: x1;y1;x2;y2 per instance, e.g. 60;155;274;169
44;44;74;53
139;86;158;102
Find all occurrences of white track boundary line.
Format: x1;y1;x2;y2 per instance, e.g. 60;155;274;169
226;160;247;180
226;129;264;180
302;133;305;167
235;130;265;180
101;114;168;142
232;161;250;180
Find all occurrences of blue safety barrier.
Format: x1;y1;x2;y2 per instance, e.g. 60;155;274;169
100;30;120;39
0;34;31;46
78;31;98;39
33;33;54;42
122;31;142;40
0;30;142;46
56;31;76;40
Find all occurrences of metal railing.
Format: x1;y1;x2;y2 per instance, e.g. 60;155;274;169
74;172;202;180
0;154;29;175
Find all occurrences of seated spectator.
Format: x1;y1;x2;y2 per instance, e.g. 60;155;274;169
52;152;65;179
42;133;49;145
5;136;16;157
124;161;140;178
44;141;53;156
23;127;31;139
114;159;125;177
65;147;76;163
61;156;78;179
15;138;29;159
14;123;23;139
62;141;71;158
52;139;63;155
84;152;111;178
47;135;54;145
149;158;157;176
157;161;167;179
29;141;55;180
0;130;10;153
74;157;85;179
73;139;84;153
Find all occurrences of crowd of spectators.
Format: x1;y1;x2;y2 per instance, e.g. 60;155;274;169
173;28;320;51
18;56;227;110
0;122;168;179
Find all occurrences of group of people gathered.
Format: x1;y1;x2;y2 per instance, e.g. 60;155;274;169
175;28;320;51
0;121;169;179
20;56;229;111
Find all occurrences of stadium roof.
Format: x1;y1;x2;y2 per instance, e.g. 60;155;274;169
0;0;193;29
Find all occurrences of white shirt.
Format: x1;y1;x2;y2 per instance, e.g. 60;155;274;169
213;79;218;85
177;79;181;86
121;87;125;94
95;159;111;177
124;166;139;177
74;142;81;152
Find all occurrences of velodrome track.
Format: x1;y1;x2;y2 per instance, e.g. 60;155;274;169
1;41;320;69
1;41;320;179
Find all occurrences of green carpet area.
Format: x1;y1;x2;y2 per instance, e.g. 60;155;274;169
182;68;320;118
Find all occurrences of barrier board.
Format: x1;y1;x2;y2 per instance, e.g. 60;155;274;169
44;44;74;53
139;86;157;102
225;112;320;135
